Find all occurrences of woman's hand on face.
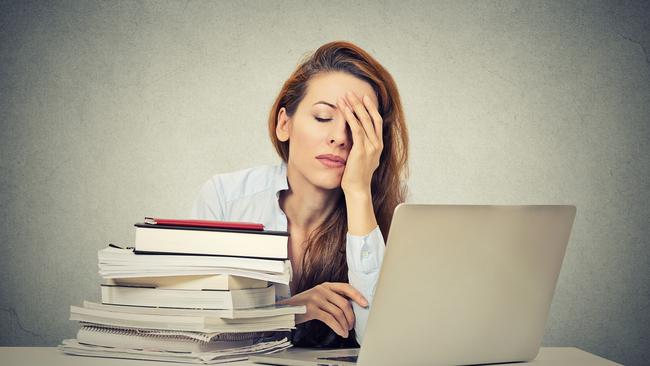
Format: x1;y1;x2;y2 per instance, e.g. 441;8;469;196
337;91;384;197
278;282;368;338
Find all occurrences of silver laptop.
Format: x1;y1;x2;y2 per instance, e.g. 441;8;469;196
251;204;576;366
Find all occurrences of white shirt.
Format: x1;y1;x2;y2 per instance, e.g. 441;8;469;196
190;162;385;345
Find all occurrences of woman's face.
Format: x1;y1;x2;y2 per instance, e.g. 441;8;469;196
277;71;379;191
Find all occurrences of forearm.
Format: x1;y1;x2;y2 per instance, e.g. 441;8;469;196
344;188;384;344
345;227;385;345
349;268;380;344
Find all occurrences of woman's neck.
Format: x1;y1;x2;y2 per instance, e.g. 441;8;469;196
280;164;342;233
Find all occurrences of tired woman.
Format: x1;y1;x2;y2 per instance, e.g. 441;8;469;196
191;41;409;347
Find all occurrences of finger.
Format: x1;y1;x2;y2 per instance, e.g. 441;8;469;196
327;282;369;307
362;95;383;147
340;92;368;140
315;308;347;337
338;97;365;148
345;91;376;145
318;298;350;336
326;292;356;330
314;285;351;333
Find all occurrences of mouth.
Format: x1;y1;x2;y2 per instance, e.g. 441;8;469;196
316;154;346;168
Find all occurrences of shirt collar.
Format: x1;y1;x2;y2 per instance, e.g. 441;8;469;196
274;160;289;199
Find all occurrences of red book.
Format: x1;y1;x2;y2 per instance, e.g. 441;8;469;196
144;217;264;231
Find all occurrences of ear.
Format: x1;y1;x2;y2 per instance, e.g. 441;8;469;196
276;107;291;142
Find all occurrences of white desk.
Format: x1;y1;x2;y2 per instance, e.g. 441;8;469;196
0;347;620;365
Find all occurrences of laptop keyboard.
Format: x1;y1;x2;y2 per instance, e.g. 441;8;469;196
317;355;359;363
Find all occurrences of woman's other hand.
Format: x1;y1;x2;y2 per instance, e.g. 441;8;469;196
278;282;368;338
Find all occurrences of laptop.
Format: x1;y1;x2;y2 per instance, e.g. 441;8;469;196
250;204;576;366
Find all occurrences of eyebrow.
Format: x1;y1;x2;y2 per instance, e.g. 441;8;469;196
313;101;337;109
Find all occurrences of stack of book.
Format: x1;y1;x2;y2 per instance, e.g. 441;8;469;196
59;218;305;364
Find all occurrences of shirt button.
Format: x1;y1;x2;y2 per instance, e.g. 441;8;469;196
361;250;369;258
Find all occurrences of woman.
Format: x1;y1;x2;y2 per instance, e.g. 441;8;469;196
191;41;409;347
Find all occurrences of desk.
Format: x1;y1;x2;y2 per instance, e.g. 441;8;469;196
0;347;620;366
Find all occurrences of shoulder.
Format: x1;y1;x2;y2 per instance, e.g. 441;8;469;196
201;163;286;203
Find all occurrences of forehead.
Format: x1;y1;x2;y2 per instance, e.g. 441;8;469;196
303;72;377;105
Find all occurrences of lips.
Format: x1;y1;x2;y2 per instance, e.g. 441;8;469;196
316;154;346;163
316;154;346;168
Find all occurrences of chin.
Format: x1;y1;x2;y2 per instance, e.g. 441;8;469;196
309;171;343;191
321;182;342;191
319;177;343;191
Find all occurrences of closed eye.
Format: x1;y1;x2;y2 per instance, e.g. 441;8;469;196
315;117;332;122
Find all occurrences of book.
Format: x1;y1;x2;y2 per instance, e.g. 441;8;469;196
104;274;268;290
59;219;300;364
70;306;296;333
98;246;292;284
101;284;276;310
83;300;306;320
59;336;292;364
76;325;280;353
134;221;288;259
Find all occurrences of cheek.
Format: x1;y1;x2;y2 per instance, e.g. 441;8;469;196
290;124;328;155
287;123;345;189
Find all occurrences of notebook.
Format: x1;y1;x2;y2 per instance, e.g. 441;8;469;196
61;328;292;364
76;325;280;353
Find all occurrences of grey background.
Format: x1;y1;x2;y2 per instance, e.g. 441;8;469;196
1;0;648;364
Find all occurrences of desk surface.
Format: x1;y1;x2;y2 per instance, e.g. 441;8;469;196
0;347;620;366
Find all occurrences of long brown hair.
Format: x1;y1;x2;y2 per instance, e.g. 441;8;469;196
267;41;409;346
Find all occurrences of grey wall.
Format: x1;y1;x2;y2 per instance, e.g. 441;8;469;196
1;0;648;364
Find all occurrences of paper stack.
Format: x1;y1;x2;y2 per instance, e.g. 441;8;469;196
59;218;305;364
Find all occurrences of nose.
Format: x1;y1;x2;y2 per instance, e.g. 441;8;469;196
328;117;351;147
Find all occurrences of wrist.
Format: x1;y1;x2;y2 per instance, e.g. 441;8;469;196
343;187;372;203
344;189;377;236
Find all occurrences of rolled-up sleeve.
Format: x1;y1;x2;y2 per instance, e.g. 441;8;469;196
346;225;385;345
